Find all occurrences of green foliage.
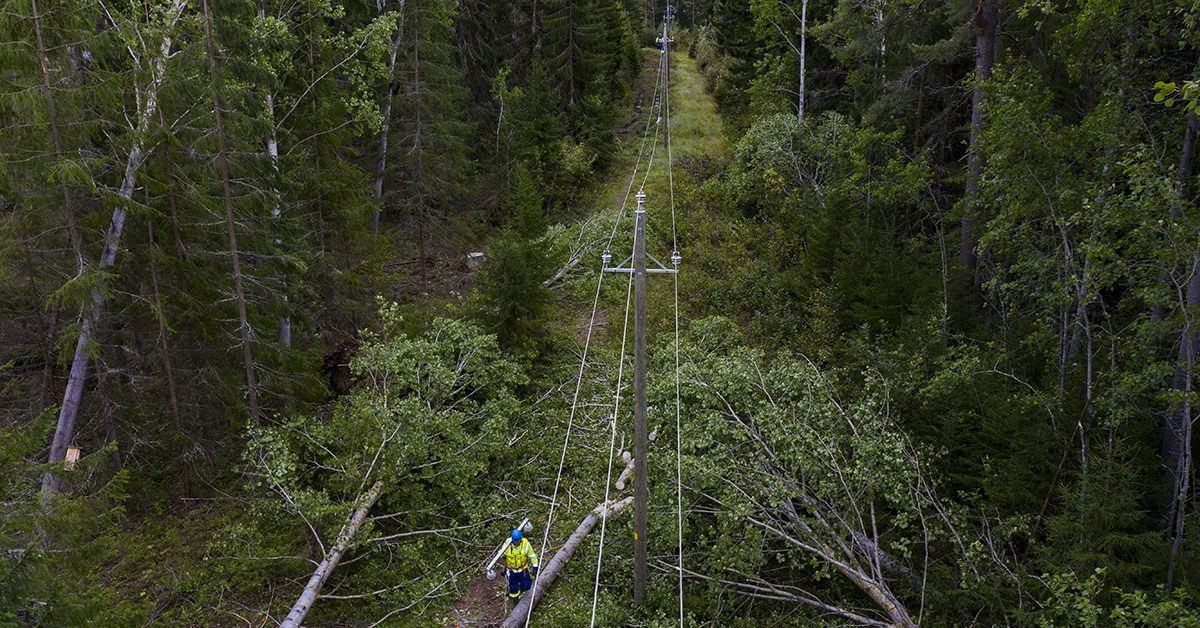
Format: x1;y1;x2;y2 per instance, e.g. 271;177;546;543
0;418;91;627
232;308;528;623
667;316;1024;624
473;167;556;348
1037;569;1200;628
0;547;90;628
709;111;938;347
690;24;734;94
1039;456;1165;585
5;0;1200;624
254;307;525;496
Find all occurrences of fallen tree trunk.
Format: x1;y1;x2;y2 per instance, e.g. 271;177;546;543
543;254;584;288
279;480;384;628
500;496;634;628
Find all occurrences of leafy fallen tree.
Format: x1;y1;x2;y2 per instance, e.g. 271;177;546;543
248;303;529;626
672;317;1028;626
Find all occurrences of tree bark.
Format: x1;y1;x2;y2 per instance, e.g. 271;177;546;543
500;497;634;628
798;0;807;125
97;365;122;471
413;11;430;295
753;495;919;628
42;0;188;501
961;0;997;283
32;0;80;268
147;219;182;435
158;147;190;292
1164;112;1200;588
372;1;405;236
279;480;385;628
203;0;259;424
1167;257;1199;592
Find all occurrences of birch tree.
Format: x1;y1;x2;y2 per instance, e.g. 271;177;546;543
245;307;526;624
372;0;404;236
42;0;189;500
674;317;1024;626
749;0;808;123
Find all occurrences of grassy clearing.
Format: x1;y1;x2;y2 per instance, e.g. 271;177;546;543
665;55;729;159
583;50;729;235
546;51;730;346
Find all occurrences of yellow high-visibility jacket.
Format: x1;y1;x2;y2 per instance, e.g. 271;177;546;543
504;538;538;572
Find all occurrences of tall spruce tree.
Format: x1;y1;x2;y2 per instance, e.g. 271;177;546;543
384;0;470;292
0;0;93;417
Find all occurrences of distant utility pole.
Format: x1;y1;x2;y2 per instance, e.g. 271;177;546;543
664;4;675;87
603;189;677;605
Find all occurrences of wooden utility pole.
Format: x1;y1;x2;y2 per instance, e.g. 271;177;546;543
663;5;675;89
603;189;676;605
633;194;648;605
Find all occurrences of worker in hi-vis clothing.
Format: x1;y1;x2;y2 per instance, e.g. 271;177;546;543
505;529;539;599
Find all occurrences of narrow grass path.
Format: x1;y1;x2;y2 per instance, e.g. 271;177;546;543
665;54;727;159
448;50;730;628
590;51;728;252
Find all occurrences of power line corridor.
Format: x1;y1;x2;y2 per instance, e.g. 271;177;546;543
504;7;687;627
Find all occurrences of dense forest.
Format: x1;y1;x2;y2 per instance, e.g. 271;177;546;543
4;0;1200;625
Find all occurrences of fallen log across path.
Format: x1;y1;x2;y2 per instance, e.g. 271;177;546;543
499;495;635;628
279;480;384;628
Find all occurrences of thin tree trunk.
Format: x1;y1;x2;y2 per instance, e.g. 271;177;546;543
1179;112;1200;203
32;0;76;418
279;480;385;628
42;0;188;501
913;68;925;153
96;366;121;471
23;234;51;414
32;0;80;268
1163;111;1200;553
39;307;58;413
414;11;429;294
147;220;182;435
158;147;189;291
203;0;259;424
305;7;331;331
372;1;405;236
798;0;806;125
1167;257;1200;593
257;10;290;347
961;0;997;282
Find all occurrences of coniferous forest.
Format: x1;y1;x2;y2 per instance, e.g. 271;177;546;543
4;0;1200;625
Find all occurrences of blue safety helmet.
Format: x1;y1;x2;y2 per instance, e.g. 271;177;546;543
512;529;522;543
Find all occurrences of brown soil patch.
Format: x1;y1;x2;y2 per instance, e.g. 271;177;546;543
445;574;508;628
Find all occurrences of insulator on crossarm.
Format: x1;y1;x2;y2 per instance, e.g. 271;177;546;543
671;251;681;266
602;250;612;267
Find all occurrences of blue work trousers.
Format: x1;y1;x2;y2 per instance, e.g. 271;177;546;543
507;567;532;598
